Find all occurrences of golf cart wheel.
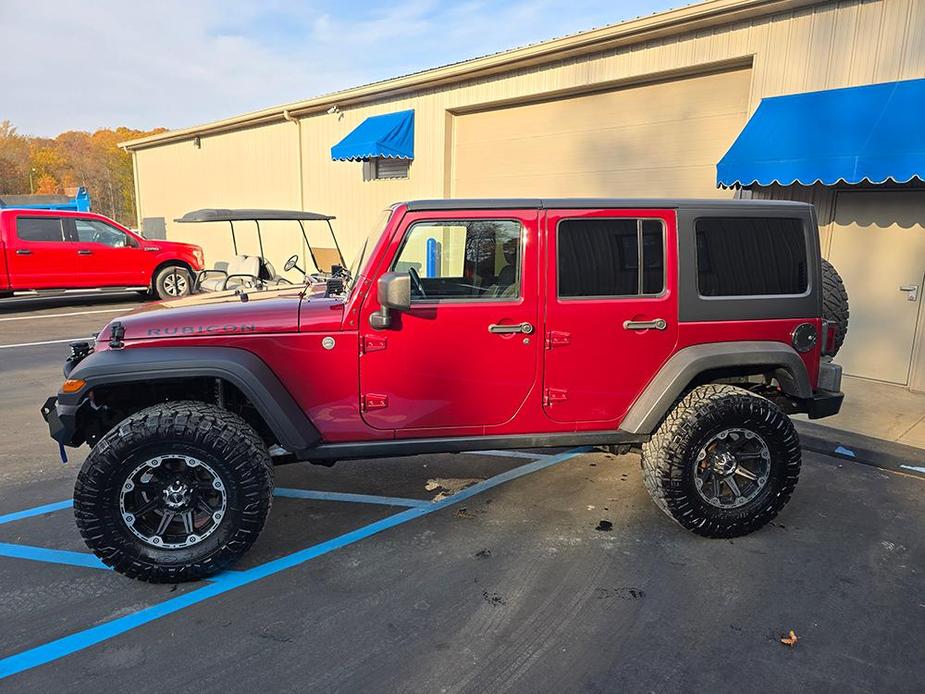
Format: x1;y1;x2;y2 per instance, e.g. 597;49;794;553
74;401;273;583
154;265;192;300
641;384;801;538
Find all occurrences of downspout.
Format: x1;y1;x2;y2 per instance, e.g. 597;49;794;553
283;110;305;211
131;150;143;229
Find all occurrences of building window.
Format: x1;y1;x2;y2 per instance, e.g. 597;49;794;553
558;218;664;298
365;157;410;180
695;217;807;296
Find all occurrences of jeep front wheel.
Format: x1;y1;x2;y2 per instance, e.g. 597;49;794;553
641;384;801;538
74;401;273;582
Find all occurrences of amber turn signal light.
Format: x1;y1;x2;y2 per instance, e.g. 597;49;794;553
61;378;86;393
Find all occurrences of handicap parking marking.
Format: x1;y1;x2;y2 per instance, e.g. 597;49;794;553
0;499;73;526
0;447;589;681
0;543;109;571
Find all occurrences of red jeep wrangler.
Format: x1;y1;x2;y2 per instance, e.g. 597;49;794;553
42;199;848;582
0;209;203;300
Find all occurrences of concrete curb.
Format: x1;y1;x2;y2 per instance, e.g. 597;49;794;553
794;420;925;479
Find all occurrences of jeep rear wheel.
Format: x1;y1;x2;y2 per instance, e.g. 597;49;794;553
74;401;273;582
154;265;192;300
641;384;801;538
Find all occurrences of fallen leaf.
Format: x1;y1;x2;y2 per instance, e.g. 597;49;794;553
780;630;799;647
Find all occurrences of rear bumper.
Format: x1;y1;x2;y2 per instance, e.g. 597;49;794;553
805;389;844;419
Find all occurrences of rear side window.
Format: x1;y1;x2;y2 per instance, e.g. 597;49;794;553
16;217;64;242
695;217;807;297
558;218;664;297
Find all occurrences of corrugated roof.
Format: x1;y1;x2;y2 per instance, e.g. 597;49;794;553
121;0;823;151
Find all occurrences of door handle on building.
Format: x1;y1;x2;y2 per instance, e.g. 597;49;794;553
899;285;919;302
623;318;667;331
488;322;534;334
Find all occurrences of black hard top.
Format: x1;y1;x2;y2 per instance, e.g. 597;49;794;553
175;208;334;223
403;198;812;211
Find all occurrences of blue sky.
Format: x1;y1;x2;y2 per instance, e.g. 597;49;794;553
3;0;682;136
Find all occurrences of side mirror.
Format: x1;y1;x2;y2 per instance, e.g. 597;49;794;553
370;272;410;330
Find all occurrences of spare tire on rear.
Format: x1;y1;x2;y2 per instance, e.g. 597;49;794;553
821;258;849;356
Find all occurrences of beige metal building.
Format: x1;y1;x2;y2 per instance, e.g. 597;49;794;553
123;0;925;390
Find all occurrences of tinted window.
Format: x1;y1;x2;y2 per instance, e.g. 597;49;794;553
558;218;664;297
16;218;64;242
393;220;521;301
696;217;807;296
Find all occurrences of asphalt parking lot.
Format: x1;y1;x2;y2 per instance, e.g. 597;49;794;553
1;295;923;692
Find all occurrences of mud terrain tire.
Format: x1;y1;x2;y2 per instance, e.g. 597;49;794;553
641;384;801;538
74;401;273;582
821;258;849;356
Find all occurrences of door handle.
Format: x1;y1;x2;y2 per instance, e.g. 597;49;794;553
15;249;31;255
899;285;919;302
488;322;534;334
623;318;668;331
77;249;93;256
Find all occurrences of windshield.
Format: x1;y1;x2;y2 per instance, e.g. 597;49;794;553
345;208;392;293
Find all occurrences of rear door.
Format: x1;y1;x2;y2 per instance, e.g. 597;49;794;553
5;215;73;289
359;210;540;432
543;208;678;424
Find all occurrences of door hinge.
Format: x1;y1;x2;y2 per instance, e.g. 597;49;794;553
545;330;571;350
361;334;388;354
362;393;389;412
543;388;568;406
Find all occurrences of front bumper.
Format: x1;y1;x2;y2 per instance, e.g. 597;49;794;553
41;395;81;446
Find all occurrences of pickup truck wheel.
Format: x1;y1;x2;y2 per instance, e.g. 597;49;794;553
154;265;192;300
74;401;273;582
640;384;801;538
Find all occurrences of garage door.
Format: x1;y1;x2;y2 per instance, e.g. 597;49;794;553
452;68;752;198
828;191;925;387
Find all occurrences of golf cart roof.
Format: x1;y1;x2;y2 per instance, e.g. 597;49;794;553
175;208;335;223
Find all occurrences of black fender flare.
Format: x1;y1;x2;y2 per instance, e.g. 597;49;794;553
63;346;321;455
620;341;812;435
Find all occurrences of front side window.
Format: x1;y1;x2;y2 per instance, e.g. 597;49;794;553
393;220;522;301
74;219;132;248
16;217;64;243
696;217;807;297
558;218;664;297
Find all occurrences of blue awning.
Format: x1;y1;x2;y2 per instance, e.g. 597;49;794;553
717;78;925;187
331;109;414;161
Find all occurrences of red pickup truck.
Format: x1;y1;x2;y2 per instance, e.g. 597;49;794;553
0;209;203;300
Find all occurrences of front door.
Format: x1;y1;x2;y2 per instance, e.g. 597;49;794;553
828;191;925;386
359;211;540;432
71;218;149;287
543;208;678;424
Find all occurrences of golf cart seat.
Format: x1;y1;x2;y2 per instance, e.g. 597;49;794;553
197;255;260;292
258;258;295;288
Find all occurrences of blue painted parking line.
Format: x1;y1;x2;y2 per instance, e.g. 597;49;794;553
0;543;109;571
273;487;432;508
0;500;72;526
0;447;588;680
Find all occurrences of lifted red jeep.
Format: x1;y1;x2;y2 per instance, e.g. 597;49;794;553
43;199;848;582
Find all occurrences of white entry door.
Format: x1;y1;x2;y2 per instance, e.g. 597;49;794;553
828;191;925;386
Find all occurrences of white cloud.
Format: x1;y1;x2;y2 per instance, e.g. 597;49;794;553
0;0;678;136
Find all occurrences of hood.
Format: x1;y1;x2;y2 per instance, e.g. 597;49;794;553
98;285;344;345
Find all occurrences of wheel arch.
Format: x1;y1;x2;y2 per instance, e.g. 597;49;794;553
621;341;812;435
62;347;321;456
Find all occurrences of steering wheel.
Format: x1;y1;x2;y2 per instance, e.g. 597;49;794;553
284;254;300;272
408;267;426;298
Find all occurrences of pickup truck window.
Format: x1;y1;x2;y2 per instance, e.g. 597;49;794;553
16;217;65;243
74;219;132;248
558;218;664;298
393;220;522;301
